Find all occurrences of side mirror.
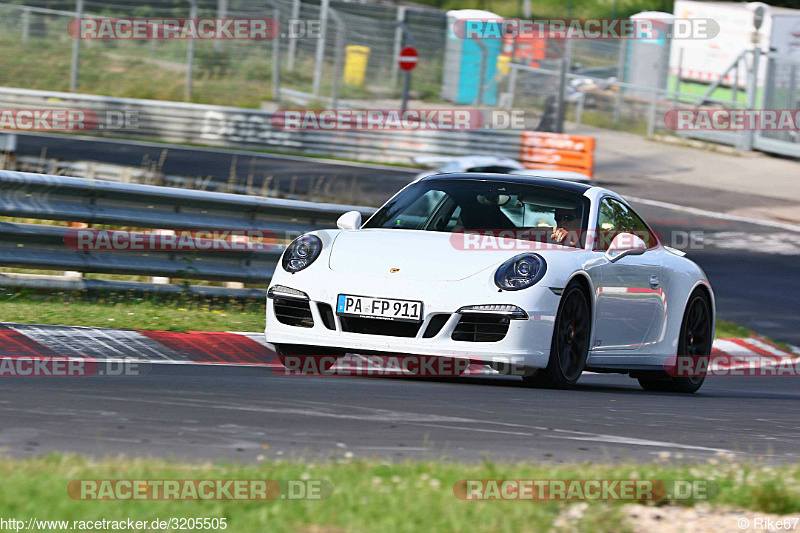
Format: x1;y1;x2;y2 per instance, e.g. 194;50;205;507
604;232;647;263
336;211;362;230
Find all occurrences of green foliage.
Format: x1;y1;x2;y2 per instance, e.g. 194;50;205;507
0;455;798;533
0;290;266;332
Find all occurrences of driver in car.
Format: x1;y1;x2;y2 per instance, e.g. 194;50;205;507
551;208;581;246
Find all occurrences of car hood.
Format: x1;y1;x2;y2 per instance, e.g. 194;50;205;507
327;229;547;281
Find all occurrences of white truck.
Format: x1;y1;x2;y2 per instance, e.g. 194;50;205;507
671;1;800;87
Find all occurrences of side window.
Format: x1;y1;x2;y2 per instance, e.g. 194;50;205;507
442;205;463;231
595;198;655;251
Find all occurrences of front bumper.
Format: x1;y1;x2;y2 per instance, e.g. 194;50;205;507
264;272;560;369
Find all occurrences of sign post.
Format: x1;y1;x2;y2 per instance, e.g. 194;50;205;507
398;46;418;112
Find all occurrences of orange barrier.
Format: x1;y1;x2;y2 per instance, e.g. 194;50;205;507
519;132;595;179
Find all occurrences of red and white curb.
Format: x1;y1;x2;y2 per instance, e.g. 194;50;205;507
0;323;274;368
0;322;797;375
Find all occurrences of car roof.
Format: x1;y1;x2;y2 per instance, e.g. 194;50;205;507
509;169;591;183
419;172;594;194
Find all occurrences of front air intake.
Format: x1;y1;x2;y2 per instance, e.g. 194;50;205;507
273;297;314;328
422;314;451;338
451;313;510;342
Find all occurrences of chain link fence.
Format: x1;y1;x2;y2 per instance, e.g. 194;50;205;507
0;0;446;108
3;1;798;158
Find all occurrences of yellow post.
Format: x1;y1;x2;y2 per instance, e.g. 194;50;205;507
497;55;510;76
344;45;370;87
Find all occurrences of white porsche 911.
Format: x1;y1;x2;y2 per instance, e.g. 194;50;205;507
265;173;715;393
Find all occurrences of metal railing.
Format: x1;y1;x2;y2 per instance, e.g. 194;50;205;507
0;170;375;297
0;87;524;164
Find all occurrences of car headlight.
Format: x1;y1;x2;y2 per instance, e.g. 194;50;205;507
282;234;322;273
494;253;547;291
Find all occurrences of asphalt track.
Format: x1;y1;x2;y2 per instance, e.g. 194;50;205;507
3;132;800;464
3;365;800;464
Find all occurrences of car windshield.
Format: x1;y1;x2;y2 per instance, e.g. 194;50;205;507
363;178;591;248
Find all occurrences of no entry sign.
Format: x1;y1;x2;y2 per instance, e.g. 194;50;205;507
398;46;418;72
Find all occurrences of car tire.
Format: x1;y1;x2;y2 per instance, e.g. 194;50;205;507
274;344;345;374
637;289;712;394
524;280;591;389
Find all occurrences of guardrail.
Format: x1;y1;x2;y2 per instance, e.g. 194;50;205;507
0;87;523;164
0;87;598;180
0;170;375;298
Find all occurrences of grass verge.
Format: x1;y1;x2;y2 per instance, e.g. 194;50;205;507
0;454;798;533
0;291;265;333
714;319;757;340
0;291;781;345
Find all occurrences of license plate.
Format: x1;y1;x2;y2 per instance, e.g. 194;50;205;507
336;294;423;322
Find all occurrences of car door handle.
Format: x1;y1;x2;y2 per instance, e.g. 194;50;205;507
649;275;660;289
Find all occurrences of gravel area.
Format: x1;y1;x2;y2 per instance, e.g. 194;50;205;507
622;504;800;533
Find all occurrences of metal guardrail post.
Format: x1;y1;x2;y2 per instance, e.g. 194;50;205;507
506;65;518;110
398;22;416;112
329;9;345;110
286;0;300;70
312;0;329;96
554;41;571;134
575;93;585;126
390;6;406;91
613;41;627;122
69;0;84;92
185;0;198;102
270;1;281;103
21;7;30;45
761;53;777;142
215;0;227;52
742;47;761;151
673;47;683;106
647;88;657;138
